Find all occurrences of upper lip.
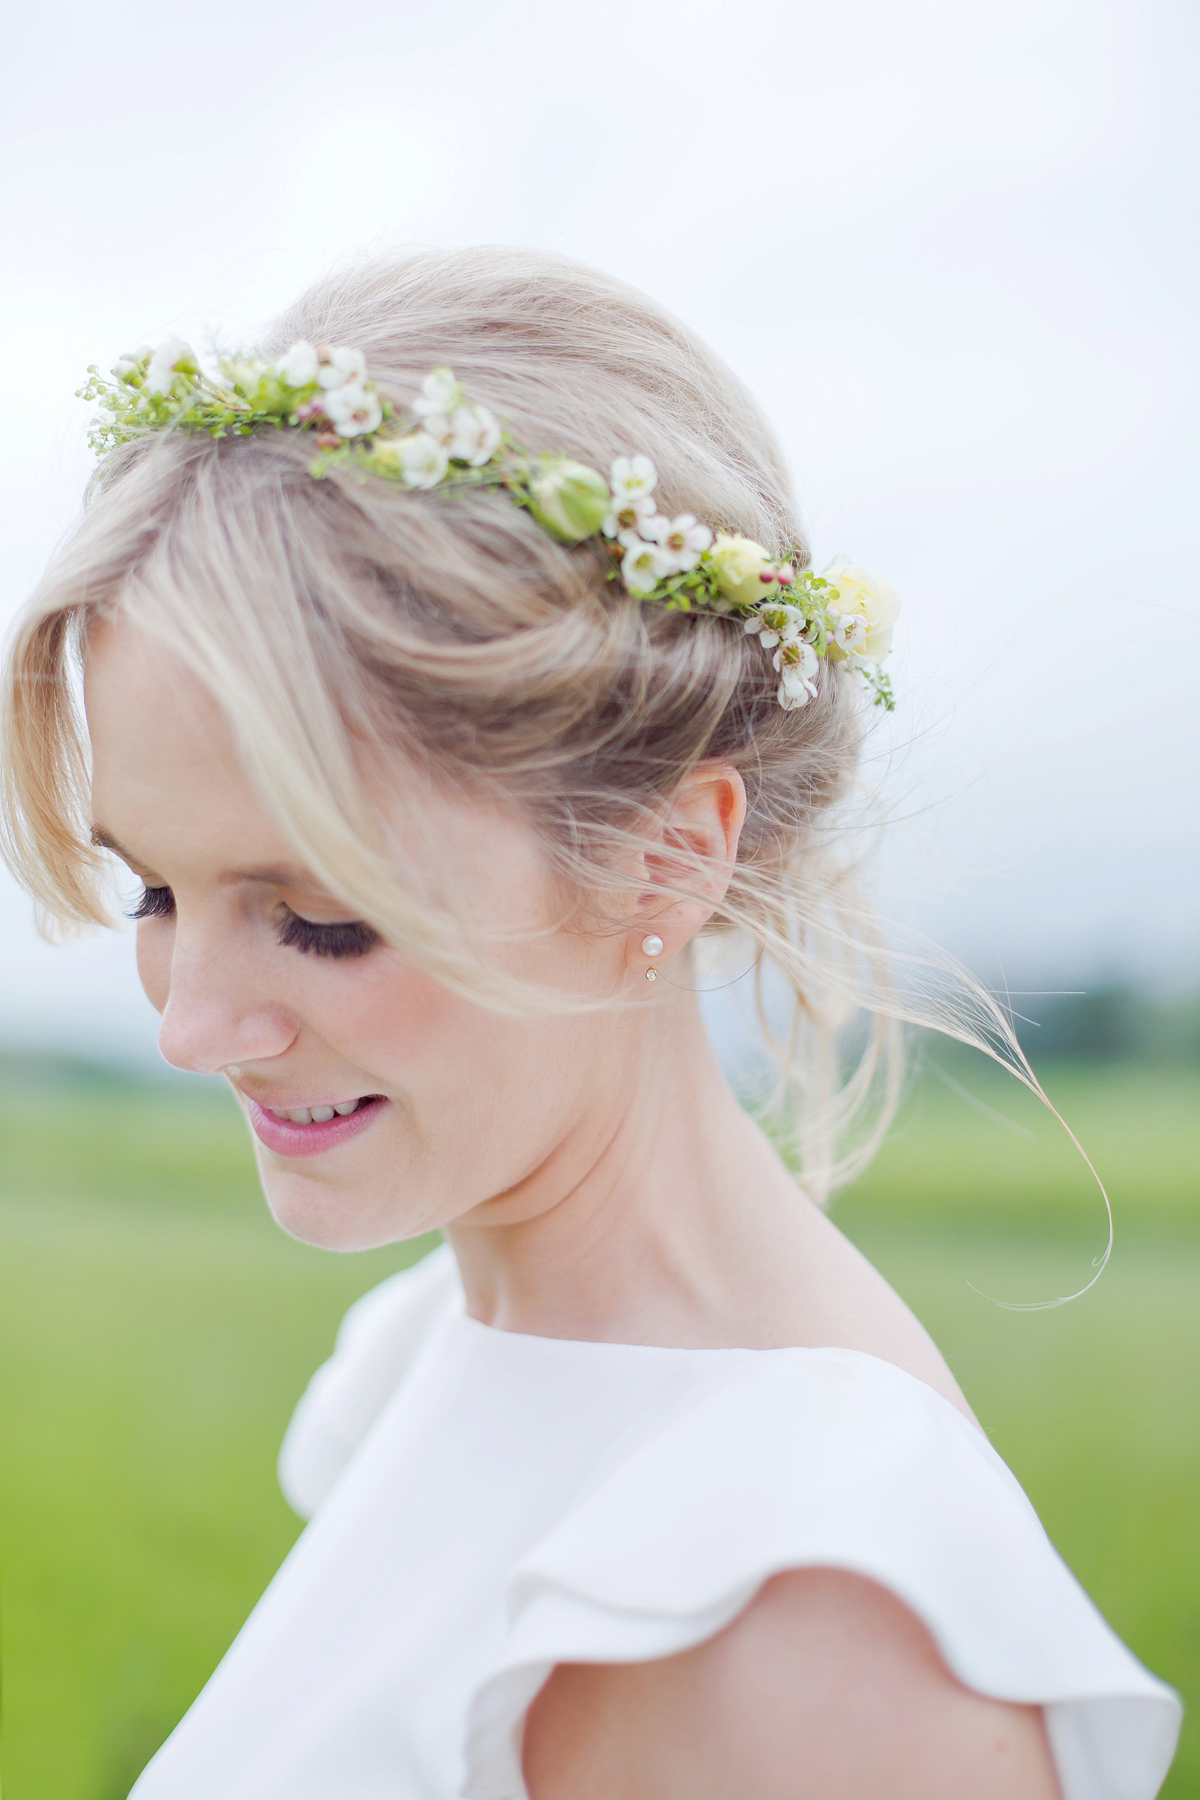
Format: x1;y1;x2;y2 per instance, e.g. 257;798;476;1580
235;1086;378;1112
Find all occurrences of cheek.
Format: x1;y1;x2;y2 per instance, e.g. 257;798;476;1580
315;953;525;1099
302;951;457;1065
309;953;590;1136
135;921;173;1013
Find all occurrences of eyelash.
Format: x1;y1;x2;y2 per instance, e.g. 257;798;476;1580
275;911;380;960
127;886;380;961
129;885;175;921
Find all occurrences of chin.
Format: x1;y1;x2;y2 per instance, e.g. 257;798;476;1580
258;1168;415;1253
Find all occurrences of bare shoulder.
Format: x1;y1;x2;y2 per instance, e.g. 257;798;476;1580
523;1568;1062;1800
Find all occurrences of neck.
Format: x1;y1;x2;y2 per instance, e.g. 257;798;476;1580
445;984;809;1346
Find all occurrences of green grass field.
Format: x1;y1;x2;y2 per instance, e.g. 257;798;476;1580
0;1055;1197;1798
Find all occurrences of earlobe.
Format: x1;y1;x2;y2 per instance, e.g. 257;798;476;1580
627;767;745;979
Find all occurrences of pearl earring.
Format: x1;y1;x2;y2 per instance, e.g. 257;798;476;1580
641;933;664;981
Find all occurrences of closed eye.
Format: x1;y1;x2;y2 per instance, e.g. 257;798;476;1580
128;884;176;921
275;908;380;960
126;885;377;959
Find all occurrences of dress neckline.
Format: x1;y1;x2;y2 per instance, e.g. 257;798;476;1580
454;1305;764;1356
449;1302;987;1434
454;1306;930;1381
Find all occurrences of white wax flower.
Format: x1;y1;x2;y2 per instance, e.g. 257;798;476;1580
413;367;461;418
609;454;657;504
709;532;775;611
773;638;819;709
603;492;657;538
145;336;194;396
830;611;868;654
384;430;451;488
317;345;367;390
744;603;804;650
822;556;901;662
447;404;501;466
278;341;319;388
658;514;713;574
324;382;383;438
620;537;671;595
416;412;453;445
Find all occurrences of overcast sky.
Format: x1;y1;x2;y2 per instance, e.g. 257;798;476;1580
2;0;1197;1064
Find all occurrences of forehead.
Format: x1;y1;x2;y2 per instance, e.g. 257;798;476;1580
81;613;549;911
84;615;293;871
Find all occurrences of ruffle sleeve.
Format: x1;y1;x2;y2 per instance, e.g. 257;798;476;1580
462;1348;1180;1800
278;1242;460;1519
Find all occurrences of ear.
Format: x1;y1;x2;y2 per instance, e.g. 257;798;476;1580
633;763;747;950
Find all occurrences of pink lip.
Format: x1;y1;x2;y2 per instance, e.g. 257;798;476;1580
244;1095;387;1158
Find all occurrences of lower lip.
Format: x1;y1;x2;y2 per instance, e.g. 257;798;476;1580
245;1096;387;1158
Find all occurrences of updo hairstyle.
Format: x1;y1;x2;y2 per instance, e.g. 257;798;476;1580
2;248;932;1197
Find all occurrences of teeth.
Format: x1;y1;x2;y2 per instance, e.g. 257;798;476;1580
264;1098;370;1125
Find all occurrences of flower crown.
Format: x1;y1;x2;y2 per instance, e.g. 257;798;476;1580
80;338;899;712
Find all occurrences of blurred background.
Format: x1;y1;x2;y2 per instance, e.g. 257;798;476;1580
2;0;1197;1795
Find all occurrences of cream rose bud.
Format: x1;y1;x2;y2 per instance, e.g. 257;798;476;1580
822;556;901;661
528;459;612;542
223;355;271;396
709;532;774;611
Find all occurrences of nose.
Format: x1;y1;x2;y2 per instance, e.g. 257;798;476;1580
155;927;300;1076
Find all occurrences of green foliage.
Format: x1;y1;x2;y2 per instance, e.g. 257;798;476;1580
857;659;895;710
3;1060;1194;1796
77;346;892;710
77;351;317;457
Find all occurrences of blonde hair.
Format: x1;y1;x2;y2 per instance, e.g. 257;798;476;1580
0;247;1035;1201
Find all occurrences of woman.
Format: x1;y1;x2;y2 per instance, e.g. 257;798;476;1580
1;248;1180;1799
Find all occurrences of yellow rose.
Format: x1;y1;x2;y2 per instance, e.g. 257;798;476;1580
709;532;774;611
822;556;901;661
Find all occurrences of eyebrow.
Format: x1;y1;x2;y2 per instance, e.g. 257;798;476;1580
91;826;143;865
90;828;316;888
219;866;319;888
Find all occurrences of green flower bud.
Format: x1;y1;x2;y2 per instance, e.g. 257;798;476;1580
527;459;611;543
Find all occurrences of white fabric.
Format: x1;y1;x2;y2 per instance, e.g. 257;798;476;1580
132;1243;1180;1800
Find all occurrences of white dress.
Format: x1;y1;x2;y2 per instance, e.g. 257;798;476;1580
131;1244;1180;1800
